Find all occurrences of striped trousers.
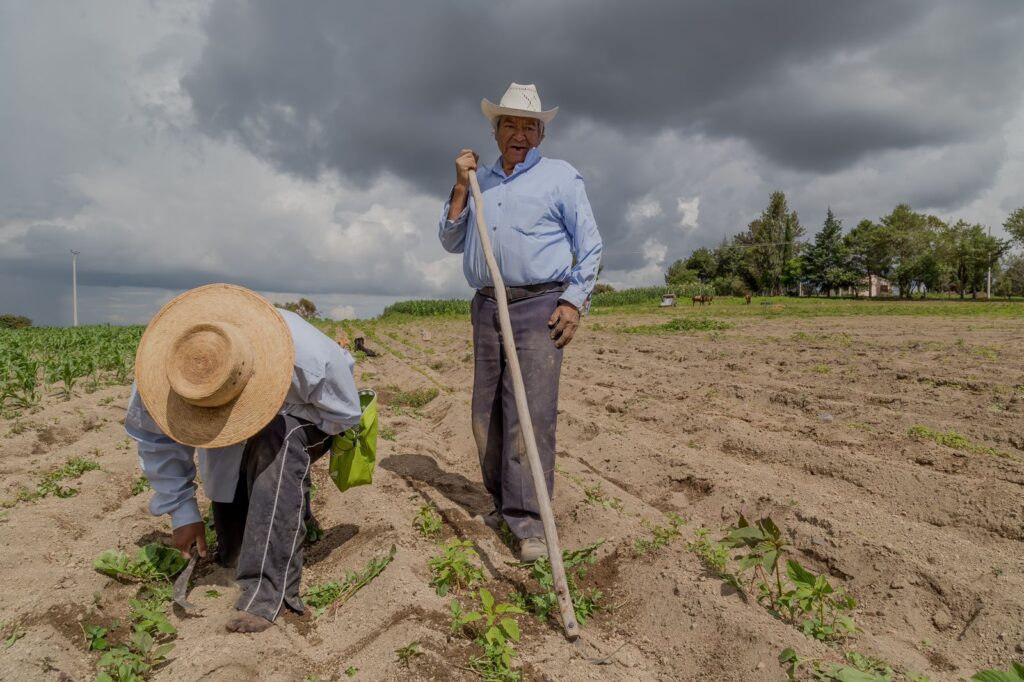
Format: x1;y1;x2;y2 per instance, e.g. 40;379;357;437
212;414;331;621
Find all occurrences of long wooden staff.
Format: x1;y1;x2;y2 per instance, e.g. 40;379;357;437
467;172;580;641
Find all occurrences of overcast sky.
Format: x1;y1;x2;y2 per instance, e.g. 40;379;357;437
2;0;1022;325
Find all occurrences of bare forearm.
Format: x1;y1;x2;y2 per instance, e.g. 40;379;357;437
448;183;469;220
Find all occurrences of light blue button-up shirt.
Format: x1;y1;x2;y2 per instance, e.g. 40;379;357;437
124;309;361;529
439;148;603;310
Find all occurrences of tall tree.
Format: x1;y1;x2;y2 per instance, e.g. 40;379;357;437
945;220;1009;299
803;208;857;296
684;247;717;283
845;219;891;297
743;191;804;295
1004;207;1024;246
994;253;1024;299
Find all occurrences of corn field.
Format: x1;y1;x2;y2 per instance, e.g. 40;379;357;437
0;326;143;414
380;299;471;318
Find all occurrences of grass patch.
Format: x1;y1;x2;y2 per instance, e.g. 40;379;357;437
385;386;440;409
3;457;101;506
908;425;1015;459
618;317;732;334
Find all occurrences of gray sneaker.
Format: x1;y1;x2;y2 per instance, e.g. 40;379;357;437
473;509;503;530
519;537;549;563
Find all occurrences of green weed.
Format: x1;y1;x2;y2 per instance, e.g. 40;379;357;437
429;539;485;596
972;663;1024;681
388;387;439;408
723;516;857;642
634;513;686;556
413;503;443;539
303;544;396;616
618;317;732;335
908;425;1014;459
379;426;397;441
451;588;524;682
94;544;188;583
515;540;604;625
130;477;150;495
395;641;422;668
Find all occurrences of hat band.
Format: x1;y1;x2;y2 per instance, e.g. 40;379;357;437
166;323;254;408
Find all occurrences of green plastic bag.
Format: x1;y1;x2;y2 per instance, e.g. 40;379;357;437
329;389;378;492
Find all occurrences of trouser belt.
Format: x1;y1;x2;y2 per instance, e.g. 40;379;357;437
477;281;567;302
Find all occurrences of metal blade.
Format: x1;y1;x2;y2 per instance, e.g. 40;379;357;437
172;552;199;612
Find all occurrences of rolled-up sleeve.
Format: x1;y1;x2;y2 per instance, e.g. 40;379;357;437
439;187;470;254
560;175;603;310
124;386;201;529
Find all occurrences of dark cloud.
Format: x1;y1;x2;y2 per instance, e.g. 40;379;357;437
184;1;1024;184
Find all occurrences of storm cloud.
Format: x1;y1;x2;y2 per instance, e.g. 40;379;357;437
2;0;1022;323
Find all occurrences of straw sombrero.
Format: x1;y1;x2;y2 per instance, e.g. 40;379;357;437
481;82;558;128
135;283;294;448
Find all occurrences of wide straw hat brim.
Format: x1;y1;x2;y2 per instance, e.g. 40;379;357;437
481;99;559;126
135;283;294;448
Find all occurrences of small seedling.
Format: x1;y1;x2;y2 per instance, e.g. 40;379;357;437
344;666;358;677
428;539;485;596
634;513;685;556
413;503;443;539
130;476;151;495
205;590;221;598
305;520;324;544
395;641;422;668
379;426;397;442
81;624;110;651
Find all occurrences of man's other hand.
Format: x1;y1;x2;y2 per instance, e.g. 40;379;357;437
548;303;580;348
171;521;208;560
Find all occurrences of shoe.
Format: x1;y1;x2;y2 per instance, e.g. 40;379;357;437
519;537;548;563
473;509;503;530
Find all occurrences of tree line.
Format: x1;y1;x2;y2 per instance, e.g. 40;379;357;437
665;192;1024;299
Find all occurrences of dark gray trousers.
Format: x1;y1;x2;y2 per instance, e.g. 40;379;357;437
471;290;563;539
212;414;331;621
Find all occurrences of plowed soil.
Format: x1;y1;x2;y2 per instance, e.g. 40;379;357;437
2;308;1022;681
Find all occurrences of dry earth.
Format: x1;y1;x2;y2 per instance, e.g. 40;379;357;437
1;309;1023;681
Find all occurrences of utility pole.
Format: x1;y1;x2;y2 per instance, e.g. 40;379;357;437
71;250;80;326
987;226;992;299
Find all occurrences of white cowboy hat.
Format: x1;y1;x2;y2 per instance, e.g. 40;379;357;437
134;283;294;448
481;82;558;127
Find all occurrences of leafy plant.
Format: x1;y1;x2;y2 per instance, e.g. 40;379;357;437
779;648;896;682
344;666;358;677
724;516;857;641
973;664;1024;682
394;641;422;668
303;544;396;616
428;539;485;596
379;426;397;441
81;624;111;651
451;589;524;682
95;628;174;682
94;544;188;583
414;503;443;539
515;540;604;625
3;626;25;649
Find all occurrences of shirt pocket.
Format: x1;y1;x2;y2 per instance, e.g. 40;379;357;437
509;195;560;237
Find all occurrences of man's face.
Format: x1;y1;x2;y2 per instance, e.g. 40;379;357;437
495;115;543;169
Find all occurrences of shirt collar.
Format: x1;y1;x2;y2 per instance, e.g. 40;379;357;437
489;147;543;181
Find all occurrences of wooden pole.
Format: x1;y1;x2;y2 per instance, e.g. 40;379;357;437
467;172;580;641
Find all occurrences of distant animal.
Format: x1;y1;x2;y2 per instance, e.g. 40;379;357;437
744;292;752;305
353;337;379;358
335;330;351;350
691;294;713;306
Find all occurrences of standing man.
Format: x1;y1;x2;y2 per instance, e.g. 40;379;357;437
125;284;362;632
439;83;603;562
